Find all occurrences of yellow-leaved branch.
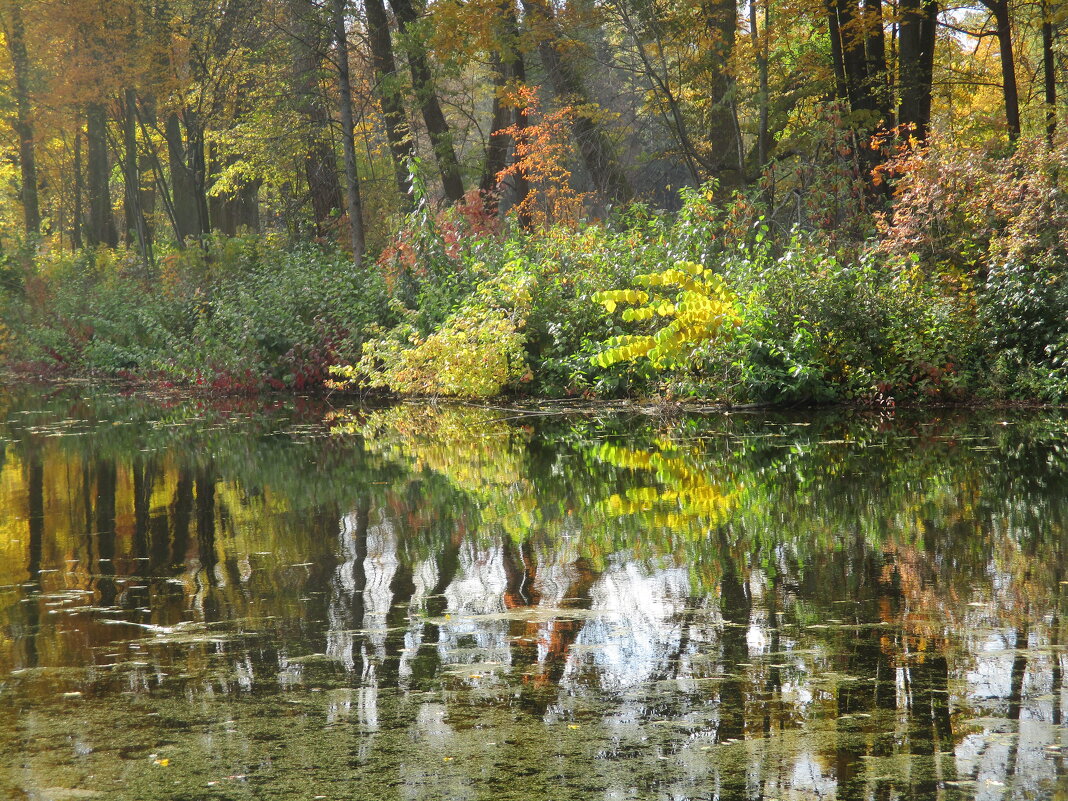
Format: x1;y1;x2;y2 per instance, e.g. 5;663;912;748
590;261;740;369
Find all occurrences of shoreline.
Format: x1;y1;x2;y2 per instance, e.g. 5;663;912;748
3;363;1059;415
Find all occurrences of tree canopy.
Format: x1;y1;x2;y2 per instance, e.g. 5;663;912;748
0;0;1062;253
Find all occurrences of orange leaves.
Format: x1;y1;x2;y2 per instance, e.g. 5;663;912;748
495;84;590;229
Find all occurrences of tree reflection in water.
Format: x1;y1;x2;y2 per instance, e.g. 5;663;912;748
0;390;1066;799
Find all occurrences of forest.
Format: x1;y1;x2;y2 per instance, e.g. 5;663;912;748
0;0;1067;403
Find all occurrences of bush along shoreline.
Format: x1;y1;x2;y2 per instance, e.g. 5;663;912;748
4;140;1068;408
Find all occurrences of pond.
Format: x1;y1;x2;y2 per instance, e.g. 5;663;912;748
0;384;1066;800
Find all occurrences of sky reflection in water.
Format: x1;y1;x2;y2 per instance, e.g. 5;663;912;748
0;388;1066;800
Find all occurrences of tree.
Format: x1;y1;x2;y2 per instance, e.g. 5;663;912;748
898;0;937;138
519;0;634;205
479;0;529;216
365;0;414;204
979;0;1020;141
390;0;466;202
703;0;742;185
1041;0;1056;143
331;0;365;264
0;0;40;234
286;0;344;235
85;102;118;247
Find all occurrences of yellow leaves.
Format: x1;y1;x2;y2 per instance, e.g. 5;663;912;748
335;304;527;399
591;261;739;370
592;289;649;312
595;438;742;534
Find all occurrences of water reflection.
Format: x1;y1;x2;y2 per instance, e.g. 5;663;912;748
0;390;1066;799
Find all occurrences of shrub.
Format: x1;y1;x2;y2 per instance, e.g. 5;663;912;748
7;238;390;389
333;303;527;399
590;260;741;369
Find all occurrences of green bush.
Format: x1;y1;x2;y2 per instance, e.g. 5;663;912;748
8;238;390;389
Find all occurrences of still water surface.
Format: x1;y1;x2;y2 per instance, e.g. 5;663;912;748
1;386;1066;800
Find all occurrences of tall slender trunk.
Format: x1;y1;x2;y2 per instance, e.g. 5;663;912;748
72;123;84;250
831;0;874;113
1043;5;1056;143
827;0;849;103
897;0;937;138
138;97;158;229
481;50;512;196
519;0;633;204
612;0;703;184
86;103;118;248
207;83;261;236
389;0;465;203
864;0;892;123
122;89;152;266
749;0;770;170
208;144;261;235
480;0;529;216
187;112;211;235
165;111;210;242
704;0;743;185
983;0;1020;142
2;0;40;234
331;0;365;265
287;0;344;234
366;0;414;205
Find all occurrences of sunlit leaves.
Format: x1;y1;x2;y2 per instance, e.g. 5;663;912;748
590;260;740;369
332;303;528;399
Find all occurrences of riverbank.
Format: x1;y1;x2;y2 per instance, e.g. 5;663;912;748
3;160;1068;406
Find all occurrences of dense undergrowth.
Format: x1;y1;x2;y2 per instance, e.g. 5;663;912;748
3;137;1068;405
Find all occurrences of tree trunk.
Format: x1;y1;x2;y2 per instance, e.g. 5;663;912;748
827;0;849;103
165;111;209;242
122;88;152;266
1043;1;1056;143
365;0;414;205
864;0;892;123
86;103;118;248
481;52;513;198
519;0;634;205
187;113;211;236
831;0;874;114
704;0;743;185
480;0;529;215
983;0;1020;142
749;0;770;170
611;0;704;184
3;0;40;234
72;124;84;250
389;0;465;203
331;0;365;265
208;145;261;235
897;0;937;138
287;0;344;234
